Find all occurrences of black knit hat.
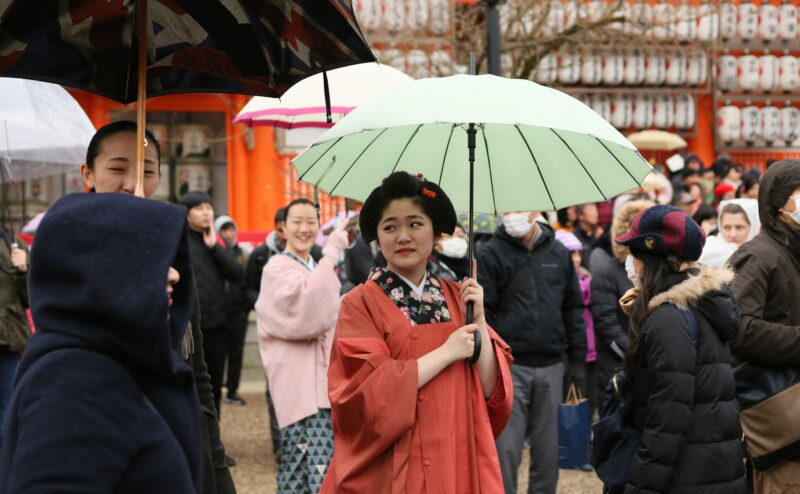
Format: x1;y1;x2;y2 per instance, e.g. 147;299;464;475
359;172;457;244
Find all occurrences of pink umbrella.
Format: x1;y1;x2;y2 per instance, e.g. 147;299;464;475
233;63;414;129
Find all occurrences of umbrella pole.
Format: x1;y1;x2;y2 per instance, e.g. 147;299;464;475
465;53;482;365
465;122;482;365
134;0;148;198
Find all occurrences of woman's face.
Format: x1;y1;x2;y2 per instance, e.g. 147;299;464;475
80;131;160;198
745;183;760;200
284;203;319;256
720;212;751;246
378;198;437;277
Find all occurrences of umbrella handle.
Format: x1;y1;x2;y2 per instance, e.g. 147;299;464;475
465;304;481;364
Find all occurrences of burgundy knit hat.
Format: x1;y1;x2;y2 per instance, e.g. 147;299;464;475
615;205;706;261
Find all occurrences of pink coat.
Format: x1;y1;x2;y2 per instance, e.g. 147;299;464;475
256;254;341;428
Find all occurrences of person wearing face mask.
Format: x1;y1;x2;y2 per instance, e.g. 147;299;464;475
477;210;586;494
431;223;470;281
613;205;745;494
728;160;800;493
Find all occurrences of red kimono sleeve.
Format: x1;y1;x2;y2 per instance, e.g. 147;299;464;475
485;326;514;438
325;289;419;492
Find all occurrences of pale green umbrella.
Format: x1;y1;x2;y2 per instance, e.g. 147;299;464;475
292;74;651;213
292;73;651;362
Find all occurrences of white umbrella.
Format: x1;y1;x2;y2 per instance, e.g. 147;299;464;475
0;78;96;182
233;63;414;129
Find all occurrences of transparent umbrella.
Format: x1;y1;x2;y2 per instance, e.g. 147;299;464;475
0;78;96;182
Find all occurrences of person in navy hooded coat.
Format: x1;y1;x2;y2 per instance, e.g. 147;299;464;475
0;192;203;493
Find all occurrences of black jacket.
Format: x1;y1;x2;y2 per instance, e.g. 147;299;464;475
225;243;250;313
187;229;244;331
343;235;374;285
625;267;746;494
477;224;586;367
589;245;632;394
0;193;202;492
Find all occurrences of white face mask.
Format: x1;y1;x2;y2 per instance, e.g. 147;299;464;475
782;194;800;226
439;237;468;259
502;213;533;239
625;255;639;285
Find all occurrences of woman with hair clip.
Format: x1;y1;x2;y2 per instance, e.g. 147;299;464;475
613;205;746;494
319;172;514;493
255;197;348;493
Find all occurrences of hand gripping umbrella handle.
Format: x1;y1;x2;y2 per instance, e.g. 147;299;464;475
465;303;481;364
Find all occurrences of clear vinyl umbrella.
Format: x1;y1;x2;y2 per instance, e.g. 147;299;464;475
0;78;96;182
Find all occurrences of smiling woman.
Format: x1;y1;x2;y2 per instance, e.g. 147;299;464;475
254;197;348;493
80;120;161;197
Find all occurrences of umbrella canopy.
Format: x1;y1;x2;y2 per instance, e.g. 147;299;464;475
234;63;414;129
0;79;96;182
292;74;652;214
0;0;375;103
627;130;688;151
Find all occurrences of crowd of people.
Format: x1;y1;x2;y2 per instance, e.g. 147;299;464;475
0;121;797;494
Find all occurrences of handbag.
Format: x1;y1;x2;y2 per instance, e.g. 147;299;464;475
734;363;800;471
593;307;699;488
558;383;591;470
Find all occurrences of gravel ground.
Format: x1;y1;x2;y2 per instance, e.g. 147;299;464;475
221;392;603;494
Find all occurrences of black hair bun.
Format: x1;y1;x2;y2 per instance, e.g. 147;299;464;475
359;172;457;244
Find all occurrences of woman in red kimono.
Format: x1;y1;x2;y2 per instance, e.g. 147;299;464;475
320;172;514;493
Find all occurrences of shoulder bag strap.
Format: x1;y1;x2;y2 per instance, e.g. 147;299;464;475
497;238;554;313
681;308;699;346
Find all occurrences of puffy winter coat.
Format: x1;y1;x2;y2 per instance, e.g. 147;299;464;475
624;267;746;494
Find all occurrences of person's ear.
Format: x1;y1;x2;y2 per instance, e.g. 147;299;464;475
80;164;95;190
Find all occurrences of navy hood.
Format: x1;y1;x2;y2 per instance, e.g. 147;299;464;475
21;192;194;381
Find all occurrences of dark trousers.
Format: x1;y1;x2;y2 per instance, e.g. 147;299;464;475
266;386;282;460
203;326;229;417
496;362;565;494
224;309;249;396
